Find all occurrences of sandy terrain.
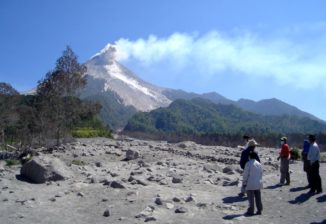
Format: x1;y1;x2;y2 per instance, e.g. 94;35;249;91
0;136;325;224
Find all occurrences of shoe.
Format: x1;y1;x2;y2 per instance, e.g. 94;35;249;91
316;190;323;194
285;182;290;186
308;190;315;194
244;212;254;216
238;192;245;197
256;211;262;215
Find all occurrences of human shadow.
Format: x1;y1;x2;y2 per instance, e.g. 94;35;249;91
290;186;309;192
265;184;283;189
316;194;326;203
222;196;247;204
310;219;326;224
289;192;314;204
223;214;243;220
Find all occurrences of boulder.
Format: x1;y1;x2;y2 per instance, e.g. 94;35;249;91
20;155;71;183
126;149;139;160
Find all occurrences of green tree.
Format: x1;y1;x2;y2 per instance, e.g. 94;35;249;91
0;83;19;149
36;46;88;145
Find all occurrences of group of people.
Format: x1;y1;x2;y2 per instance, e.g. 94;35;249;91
237;134;323;216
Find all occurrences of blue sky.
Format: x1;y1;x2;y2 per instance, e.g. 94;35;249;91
1;0;326;120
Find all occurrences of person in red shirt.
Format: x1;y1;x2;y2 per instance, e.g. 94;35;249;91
277;137;291;185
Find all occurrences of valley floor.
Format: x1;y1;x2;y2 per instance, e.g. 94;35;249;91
0;137;325;224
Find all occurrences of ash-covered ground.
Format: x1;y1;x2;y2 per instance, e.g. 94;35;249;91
0;136;325;224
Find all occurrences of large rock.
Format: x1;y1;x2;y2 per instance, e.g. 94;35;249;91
20;155;71;183
125;149;139;160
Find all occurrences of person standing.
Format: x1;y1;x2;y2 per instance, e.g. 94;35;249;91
239;138;260;197
277;137;291;185
307;135;323;194
301;139;311;188
243;151;263;216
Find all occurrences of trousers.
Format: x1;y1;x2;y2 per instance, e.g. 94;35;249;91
280;158;290;184
308;161;322;192
246;190;263;213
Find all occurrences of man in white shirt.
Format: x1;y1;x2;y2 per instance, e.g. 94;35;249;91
307;134;322;194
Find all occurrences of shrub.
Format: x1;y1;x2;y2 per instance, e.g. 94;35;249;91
71;160;85;166
290;147;301;160
71;127;112;138
5;159;21;166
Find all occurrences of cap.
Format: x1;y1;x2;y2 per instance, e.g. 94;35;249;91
280;137;287;141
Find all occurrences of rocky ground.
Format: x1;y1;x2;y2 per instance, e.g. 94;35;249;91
0;136;325;224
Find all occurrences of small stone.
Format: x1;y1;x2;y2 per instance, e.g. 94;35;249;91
159;179;168;185
95;162;102;167
166;203;174;209
77;192;84;197
196;203;207;208
102;198;109;202
49;198;56;202
103;209;110;217
175;207;188;213
222;166;235;174
90;177;98;184
145;216;157;222
110;181;126;189
172;177;183;184
185;196;195;202
110;172;119;177
172;197;181;202
154;197;163;205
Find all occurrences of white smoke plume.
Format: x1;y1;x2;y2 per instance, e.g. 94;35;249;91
109;30;326;91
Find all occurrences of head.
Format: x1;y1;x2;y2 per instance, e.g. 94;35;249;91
249;151;258;160
243;135;250;142
280;137;287;144
308;134;316;143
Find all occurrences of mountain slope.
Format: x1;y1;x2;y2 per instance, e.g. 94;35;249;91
81;45;171;129
163;89;321;121
236;98;319;120
84;45;171;111
79;43;323;130
124;98;326;135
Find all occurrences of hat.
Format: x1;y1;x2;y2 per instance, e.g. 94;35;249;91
248;139;259;147
280;137;287;141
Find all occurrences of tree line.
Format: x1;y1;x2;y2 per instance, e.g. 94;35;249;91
0;47;110;150
123;98;326;150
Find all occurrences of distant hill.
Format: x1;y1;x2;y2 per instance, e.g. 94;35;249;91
124;98;326;136
236;98;319;121
163;89;321;121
